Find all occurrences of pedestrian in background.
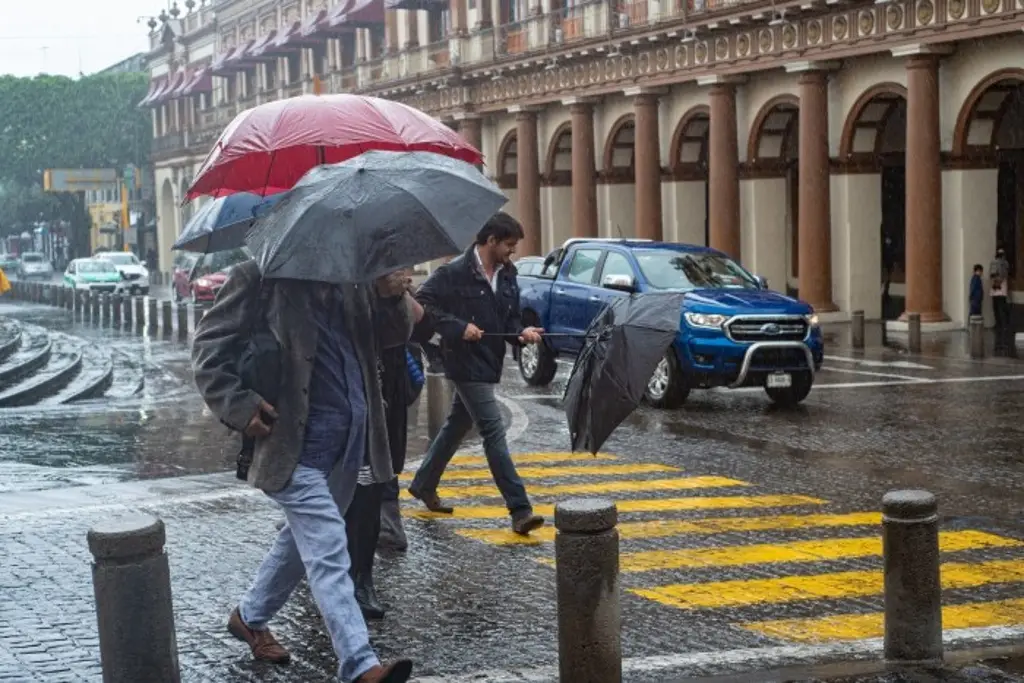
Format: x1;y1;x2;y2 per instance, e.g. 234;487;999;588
192;260;422;683
969;264;984;318
408;212;546;535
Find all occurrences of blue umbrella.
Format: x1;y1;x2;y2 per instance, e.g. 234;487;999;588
173;192;283;253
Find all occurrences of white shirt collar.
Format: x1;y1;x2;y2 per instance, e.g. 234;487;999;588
474;246;502;292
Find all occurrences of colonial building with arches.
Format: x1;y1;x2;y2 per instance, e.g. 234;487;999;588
143;0;1024;327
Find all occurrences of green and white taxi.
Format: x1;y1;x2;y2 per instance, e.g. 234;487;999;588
63;258;125;294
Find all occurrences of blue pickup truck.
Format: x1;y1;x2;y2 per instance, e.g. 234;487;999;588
515;238;824;408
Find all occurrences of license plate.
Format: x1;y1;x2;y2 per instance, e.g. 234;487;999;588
766;372;792;389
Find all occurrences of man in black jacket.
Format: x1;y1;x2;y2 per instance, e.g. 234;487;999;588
409;212;545;535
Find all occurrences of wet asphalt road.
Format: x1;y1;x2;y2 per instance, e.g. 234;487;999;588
1;302;1024;682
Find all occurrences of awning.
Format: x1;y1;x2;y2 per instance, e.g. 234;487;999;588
301;8;329;36
181;67;213;96
153;70;185;104
224;39;256;69
329;0;385;29
166;69;192;99
383;0;447;9
136;77;165;108
246;30;279;61
262;20;323;56
211;47;238;76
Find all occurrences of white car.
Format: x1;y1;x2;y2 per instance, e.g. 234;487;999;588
17;252;54;280
95;252;150;295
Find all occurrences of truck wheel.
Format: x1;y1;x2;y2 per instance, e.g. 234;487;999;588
764;371;814;406
519;341;557;386
645;352;689;409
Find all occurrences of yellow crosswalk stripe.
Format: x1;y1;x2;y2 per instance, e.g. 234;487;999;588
401;476;748;501
632;558;1024;610
404;494;825;520
456;512;882;546
446;452;618;467
743;597;1024;642
398;463;681;482
616;530;1021;573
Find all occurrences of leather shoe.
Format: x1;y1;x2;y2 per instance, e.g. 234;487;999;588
227;607;290;664
357;660;413;682
408;486;453;514
512;510;544;536
354;574;386;620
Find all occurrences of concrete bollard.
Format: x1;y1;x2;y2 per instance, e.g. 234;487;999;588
882;490;942;664
87;515;181;683
91;291;101;322
426;372;453;440
124;296;134;326
555;499;621;683
176;304;188;340
135;297;146;328
112;293;123;326
147;298;158;331
969;315;985;359
907;313;922;354
851;310;865;349
161;301;173;332
192;303;204;332
101;294;112;325
151;271;161;286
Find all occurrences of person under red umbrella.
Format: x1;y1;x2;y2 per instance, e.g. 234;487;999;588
184;94;482;202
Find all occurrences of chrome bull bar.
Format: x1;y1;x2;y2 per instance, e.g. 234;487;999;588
727;341;816;389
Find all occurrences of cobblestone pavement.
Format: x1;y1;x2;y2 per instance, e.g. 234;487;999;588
2;301;1024;681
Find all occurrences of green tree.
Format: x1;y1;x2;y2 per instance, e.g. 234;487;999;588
0;72;152;253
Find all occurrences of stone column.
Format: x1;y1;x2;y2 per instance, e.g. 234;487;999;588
795;65;837;311
478;0;493;28
385;12;400;54
449;0;468;35
707;80;741;259
631;89;664;241
569;99;598;238
903;52;946;322
457;115;482;151
515;108;543;256
405;10;419;48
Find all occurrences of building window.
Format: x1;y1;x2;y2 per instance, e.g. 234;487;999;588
428;9;451;42
287;53;302;83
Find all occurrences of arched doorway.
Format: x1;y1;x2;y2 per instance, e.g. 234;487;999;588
954;70;1024;283
179;177;194;238
668;107;709;246
840;85;907;320
600;115;636;238
158;178;176;273
544;123;573;249
747;96;799;295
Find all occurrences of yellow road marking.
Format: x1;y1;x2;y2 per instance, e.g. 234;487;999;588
633;557;1024;610
405;494;825;520
743;597;1024;642
401;476;748;501
616;530;1021;573
456;512;882;546
446;452;618;467
398;463;680;482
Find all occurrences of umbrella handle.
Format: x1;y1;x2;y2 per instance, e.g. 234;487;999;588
481;332;586;338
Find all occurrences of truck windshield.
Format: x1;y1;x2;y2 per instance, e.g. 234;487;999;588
634;250;758;290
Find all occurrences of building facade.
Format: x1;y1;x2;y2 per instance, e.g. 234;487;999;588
142;0;1024;327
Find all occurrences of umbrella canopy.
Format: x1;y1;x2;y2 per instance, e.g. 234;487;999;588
173;192;284;253
246;150;506;285
184;94;483;202
563;291;687;454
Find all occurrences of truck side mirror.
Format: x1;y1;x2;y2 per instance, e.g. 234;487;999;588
602;274;636;293
756;275;769;290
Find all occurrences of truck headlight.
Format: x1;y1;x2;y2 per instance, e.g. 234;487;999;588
684;312;728;329
196;278;212;288
805;313;820;328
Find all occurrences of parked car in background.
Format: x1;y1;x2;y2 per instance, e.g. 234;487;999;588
63;258;125;294
17;252;54;281
94;251;150;295
0;254;19;274
172;247;251;303
516;238;825;407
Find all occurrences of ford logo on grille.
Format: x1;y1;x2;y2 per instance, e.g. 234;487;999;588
760;322;782;335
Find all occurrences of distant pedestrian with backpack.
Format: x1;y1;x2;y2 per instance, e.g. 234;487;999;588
192;259;423;683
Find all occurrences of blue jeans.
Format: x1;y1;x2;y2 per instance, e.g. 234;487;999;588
410;381;531;514
239;465;378;683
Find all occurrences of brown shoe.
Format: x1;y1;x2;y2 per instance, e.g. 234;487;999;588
408;486;453;514
512;510;544;536
357;659;413;682
227;607;290;664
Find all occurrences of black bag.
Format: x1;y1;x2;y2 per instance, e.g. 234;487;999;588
236;278;281;481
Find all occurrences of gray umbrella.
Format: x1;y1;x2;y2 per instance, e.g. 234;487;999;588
245;150;507;284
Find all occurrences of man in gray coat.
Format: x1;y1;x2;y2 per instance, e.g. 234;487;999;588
192;259;422;683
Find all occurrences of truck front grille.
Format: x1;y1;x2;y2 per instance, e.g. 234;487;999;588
726;316;808;343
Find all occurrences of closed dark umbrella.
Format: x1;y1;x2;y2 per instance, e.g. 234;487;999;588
246;150;507;284
173;192;283;253
563;291;687;454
